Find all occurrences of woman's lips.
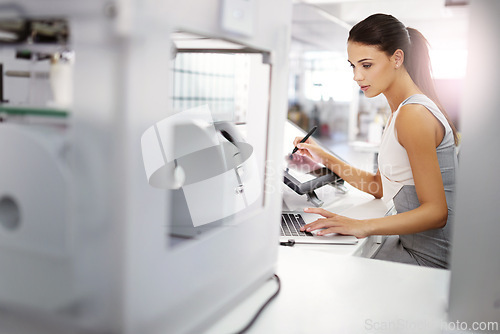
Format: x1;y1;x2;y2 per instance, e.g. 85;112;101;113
360;85;370;92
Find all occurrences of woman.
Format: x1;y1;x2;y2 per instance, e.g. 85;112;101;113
295;13;458;268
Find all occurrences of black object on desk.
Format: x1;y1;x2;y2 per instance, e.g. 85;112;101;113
0;63;8;103
283;166;344;207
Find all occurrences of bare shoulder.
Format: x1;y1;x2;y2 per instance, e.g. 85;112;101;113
396;103;434;126
395;104;441;147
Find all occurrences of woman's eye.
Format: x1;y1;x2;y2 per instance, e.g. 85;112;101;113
363;64;372;68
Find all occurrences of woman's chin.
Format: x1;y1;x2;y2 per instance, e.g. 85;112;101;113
363;90;381;98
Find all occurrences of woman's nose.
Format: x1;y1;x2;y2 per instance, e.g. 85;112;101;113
353;68;363;82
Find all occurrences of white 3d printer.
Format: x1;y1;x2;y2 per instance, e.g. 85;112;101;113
0;0;292;333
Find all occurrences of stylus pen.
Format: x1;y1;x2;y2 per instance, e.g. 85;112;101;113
291;125;318;155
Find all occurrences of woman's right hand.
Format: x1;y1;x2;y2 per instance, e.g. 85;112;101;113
292;136;327;164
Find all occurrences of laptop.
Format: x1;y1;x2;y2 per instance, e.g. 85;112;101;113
280;211;358;245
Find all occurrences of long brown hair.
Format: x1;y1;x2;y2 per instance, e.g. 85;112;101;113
348;13;459;145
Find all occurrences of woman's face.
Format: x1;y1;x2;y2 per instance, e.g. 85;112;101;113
347;41;397;98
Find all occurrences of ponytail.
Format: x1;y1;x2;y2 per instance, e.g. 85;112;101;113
349;14;459;146
406;28;459;145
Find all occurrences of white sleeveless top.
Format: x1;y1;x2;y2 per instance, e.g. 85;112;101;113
378;94;455;202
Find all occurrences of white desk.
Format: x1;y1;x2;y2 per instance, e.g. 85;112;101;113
204;124;450;334
205;247;450;334
204;186;453;334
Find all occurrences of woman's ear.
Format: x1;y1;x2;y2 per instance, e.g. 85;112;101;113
392;49;405;68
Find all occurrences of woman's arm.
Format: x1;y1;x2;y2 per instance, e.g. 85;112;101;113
293;137;383;198
378;104;449;232
300;104;449;238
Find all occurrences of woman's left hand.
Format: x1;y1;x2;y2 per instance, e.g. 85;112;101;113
299;207;371;239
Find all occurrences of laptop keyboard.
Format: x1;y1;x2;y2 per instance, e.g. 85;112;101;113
281;213;313;237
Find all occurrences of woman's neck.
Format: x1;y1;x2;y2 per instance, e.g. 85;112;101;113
384;70;422;113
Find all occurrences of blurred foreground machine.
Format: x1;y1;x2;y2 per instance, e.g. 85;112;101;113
0;0;291;333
